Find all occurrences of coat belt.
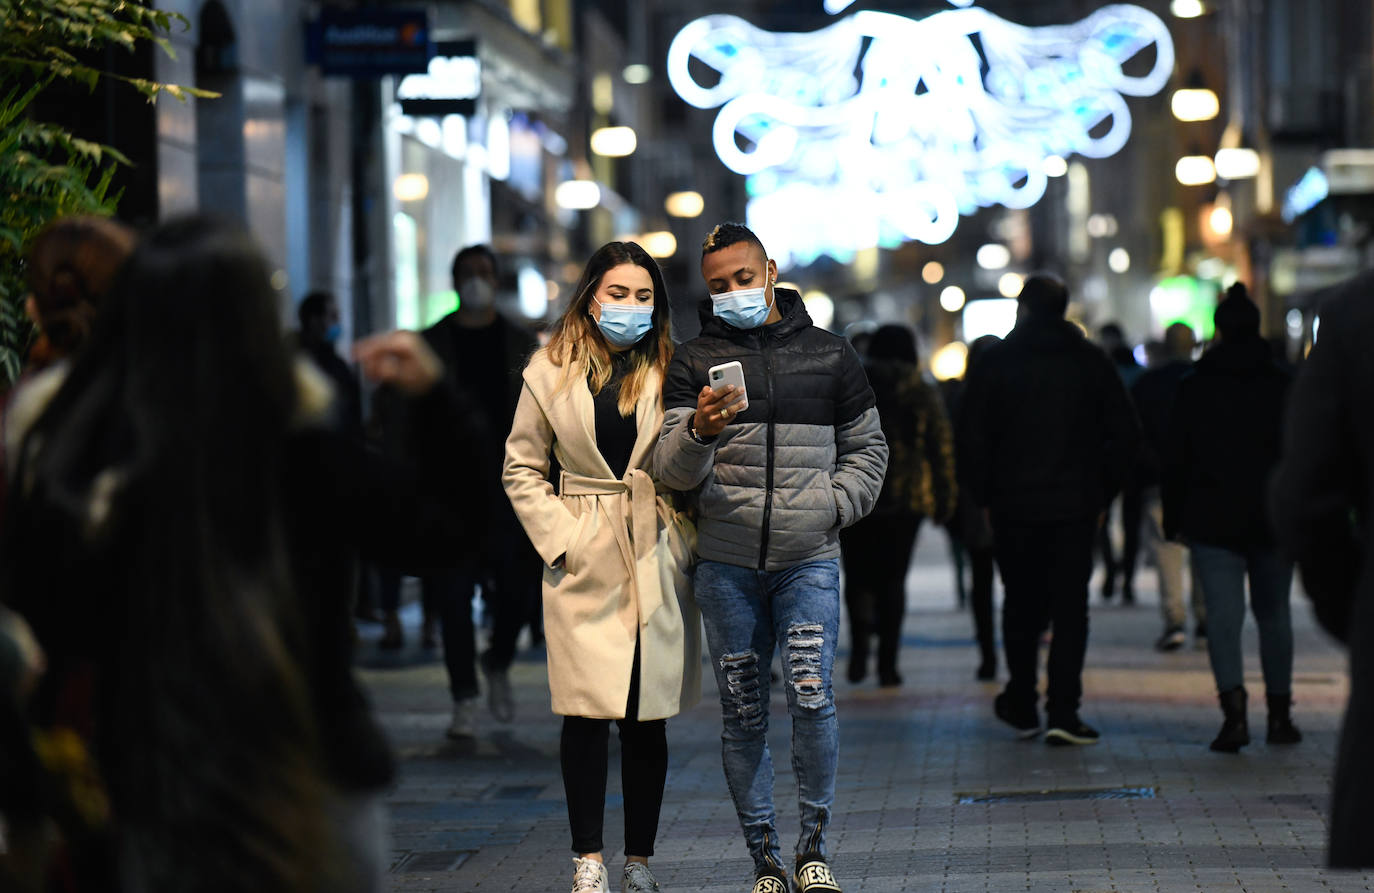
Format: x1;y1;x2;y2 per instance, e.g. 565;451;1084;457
559;469;665;628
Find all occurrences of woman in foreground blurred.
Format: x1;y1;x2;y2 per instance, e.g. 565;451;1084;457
504;241;699;893
2;216;479;891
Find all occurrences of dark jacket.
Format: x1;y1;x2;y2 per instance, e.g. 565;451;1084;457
958;314;1141;523
377;311;535;541
865;359;955;522
1270;270;1374;867
1130;359;1193;486
1161;336;1289;549
656;289;888;571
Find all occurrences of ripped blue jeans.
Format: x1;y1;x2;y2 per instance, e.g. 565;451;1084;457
694;558;840;873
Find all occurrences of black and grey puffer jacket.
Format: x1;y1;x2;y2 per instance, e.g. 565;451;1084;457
656;289;888;571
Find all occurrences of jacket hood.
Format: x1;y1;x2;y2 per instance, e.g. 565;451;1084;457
1196;335;1273;375
696;287;813;342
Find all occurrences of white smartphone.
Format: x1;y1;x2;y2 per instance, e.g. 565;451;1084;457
707;360;749;412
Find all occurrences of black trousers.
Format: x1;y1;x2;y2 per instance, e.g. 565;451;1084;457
840;511;922;677
969;544;997;667
560;644;667;857
994;518;1096;725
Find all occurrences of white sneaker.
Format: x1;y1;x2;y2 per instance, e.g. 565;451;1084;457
571;856;609;893
622;862;662;892
446;697;477;739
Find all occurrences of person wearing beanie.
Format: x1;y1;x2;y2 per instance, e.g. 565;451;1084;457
1162;282;1301;753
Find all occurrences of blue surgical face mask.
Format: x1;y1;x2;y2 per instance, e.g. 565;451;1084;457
711;284;773;329
324;322;343;343
591;299;654;348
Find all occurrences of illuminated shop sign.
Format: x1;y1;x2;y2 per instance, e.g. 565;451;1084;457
668;2;1174;266
308;8;432;77
397;39;480;116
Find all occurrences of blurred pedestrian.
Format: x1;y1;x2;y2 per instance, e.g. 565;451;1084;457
947;335;1003;680
656;222;887;893
1;216;479;892
1270;268;1374;866
375;244;541;733
294;290;363;441
961;275;1140;746
840;324;955;687
1163;283;1299;754
1097;322;1144;603
1130;322;1206;651
503;241;699;893
3;216;136;515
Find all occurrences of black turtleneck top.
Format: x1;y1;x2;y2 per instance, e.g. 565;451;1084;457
592;353;637;478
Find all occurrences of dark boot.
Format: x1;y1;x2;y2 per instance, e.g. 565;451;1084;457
1210;686;1250;753
1266;693;1303;744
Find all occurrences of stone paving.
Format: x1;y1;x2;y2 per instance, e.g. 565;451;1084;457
357;534;1372;892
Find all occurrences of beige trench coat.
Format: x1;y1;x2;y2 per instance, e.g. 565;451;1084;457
503;349;701;720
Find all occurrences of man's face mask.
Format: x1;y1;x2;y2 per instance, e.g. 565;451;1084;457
459;276;496;311
710;284;773;330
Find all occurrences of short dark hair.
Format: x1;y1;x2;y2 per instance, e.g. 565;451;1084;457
297;290;333;328
451;244;499;285
701;222;766;260
1018;273;1069;318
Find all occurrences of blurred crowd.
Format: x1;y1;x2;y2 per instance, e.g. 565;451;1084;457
0;214;1369;893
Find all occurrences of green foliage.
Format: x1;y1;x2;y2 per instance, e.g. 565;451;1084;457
0;0;214;386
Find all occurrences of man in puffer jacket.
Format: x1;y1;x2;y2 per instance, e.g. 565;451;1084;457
656;222;888;893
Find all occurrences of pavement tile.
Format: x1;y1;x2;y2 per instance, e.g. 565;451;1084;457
360;536;1374;892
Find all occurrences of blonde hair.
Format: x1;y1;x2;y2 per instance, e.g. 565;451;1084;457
546;241;673;416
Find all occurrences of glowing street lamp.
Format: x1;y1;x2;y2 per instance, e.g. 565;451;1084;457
590;126;637;157
1176;154;1217;186
1171;88;1219;122
555;180;601;210
665;191;705;218
1214;147;1260;180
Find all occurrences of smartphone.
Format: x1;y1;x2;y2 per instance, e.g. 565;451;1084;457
708;360;749;412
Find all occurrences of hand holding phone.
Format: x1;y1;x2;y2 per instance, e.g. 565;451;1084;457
694;361;750;437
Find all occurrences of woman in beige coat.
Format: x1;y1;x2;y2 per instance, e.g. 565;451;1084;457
503;241;699;893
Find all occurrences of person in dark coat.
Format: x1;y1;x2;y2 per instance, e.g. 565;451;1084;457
375;244;541;735
945;335;1002;680
1130;322;1205;651
294;291;364;442
1163;282;1300;754
1270;269;1374;867
840;324;956;687
960;275;1141;746
0;217;479;892
1096;322;1144;603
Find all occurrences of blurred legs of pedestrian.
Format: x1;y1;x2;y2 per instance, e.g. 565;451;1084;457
969;544;997;680
1191;544;1300;752
429;568;481;739
840;512;920;686
478;531;542;722
1141;488;1205;651
993;519;1097;744
1118;484;1142;604
377;567;405;650
1096;503;1119;601
948;531;968;608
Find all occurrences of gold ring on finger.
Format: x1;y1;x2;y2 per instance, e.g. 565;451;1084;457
721;408;731;419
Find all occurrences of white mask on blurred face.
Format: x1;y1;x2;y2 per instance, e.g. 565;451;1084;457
459;277;496;311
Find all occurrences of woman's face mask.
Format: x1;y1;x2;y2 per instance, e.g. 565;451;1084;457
711;284;773;330
591;298;654;348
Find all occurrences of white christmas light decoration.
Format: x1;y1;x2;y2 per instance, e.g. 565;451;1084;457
668;2;1175;266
